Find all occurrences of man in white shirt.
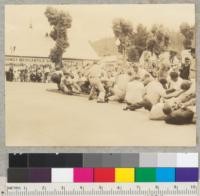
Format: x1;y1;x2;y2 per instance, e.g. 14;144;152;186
109;72;131;102
44;65;50;83
132;64;152;81
144;77;166;105
124;77;145;105
139;50;158;76
88;62;107;103
167;71;183;94
124;76;166;111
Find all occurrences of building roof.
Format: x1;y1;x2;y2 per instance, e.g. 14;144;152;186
100;55;120;63
5;26;100;60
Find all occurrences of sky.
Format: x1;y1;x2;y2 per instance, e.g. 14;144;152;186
5;4;195;42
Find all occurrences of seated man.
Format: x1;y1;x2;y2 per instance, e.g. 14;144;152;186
124;76;145;105
144;76;167;105
150;80;192;121
182;98;196;123
149;102;167;120
68;72;81;94
51;67;63;90
88;62;107;103
59;70;74;95
139;50;157;75
131;64;152;81
77;72;90;94
163;103;194;125
102;73;115;100
166;71;183;94
164;80;192;103
124;75;166;111
109;72;131;102
157;62;170;82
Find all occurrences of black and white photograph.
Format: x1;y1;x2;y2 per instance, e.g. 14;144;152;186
5;4;196;146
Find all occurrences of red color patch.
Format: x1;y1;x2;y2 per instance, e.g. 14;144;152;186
94;168;115;182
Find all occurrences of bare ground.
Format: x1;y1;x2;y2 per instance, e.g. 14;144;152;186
5;82;196;146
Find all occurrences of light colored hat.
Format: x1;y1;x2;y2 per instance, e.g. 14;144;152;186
168;47;177;53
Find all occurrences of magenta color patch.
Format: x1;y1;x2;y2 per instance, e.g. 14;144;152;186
74;168;94;182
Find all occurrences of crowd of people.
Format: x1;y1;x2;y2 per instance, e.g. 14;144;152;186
5;64;52;83
51;48;196;125
5;47;196;125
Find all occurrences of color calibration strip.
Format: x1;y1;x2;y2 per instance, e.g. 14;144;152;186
9;153;198;168
8;167;199;183
8;153;198;183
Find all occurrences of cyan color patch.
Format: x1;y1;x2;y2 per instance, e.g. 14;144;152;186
156;168;175;182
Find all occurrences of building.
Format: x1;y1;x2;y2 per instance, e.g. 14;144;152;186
5;25;99;70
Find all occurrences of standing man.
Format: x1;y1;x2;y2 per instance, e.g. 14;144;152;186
88;62;107;103
44;65;50;83
180;57;191;80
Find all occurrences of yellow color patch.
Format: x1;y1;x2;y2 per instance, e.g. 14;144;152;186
115;168;135;182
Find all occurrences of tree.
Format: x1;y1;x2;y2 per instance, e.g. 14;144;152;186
148;24;170;55
112;18;133;55
45;7;72;68
127;46;140;62
126;24;149;62
180;22;194;49
134;24;149;57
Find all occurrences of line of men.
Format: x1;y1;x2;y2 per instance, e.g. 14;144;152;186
5;65;51;83
51;48;196;125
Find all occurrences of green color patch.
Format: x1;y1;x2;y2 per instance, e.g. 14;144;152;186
136;168;156;182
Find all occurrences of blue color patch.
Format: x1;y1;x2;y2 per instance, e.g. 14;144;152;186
156;168;175;182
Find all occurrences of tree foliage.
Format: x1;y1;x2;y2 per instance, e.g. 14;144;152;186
112;18;133;53
45;7;72;67
180;22;194;49
148;24;170;55
112;19;173;62
127;46;140;62
134;24;149;57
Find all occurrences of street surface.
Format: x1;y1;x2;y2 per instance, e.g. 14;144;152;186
6;82;196;146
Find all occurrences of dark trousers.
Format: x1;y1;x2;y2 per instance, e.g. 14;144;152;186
165;108;194;125
126;98;153;111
